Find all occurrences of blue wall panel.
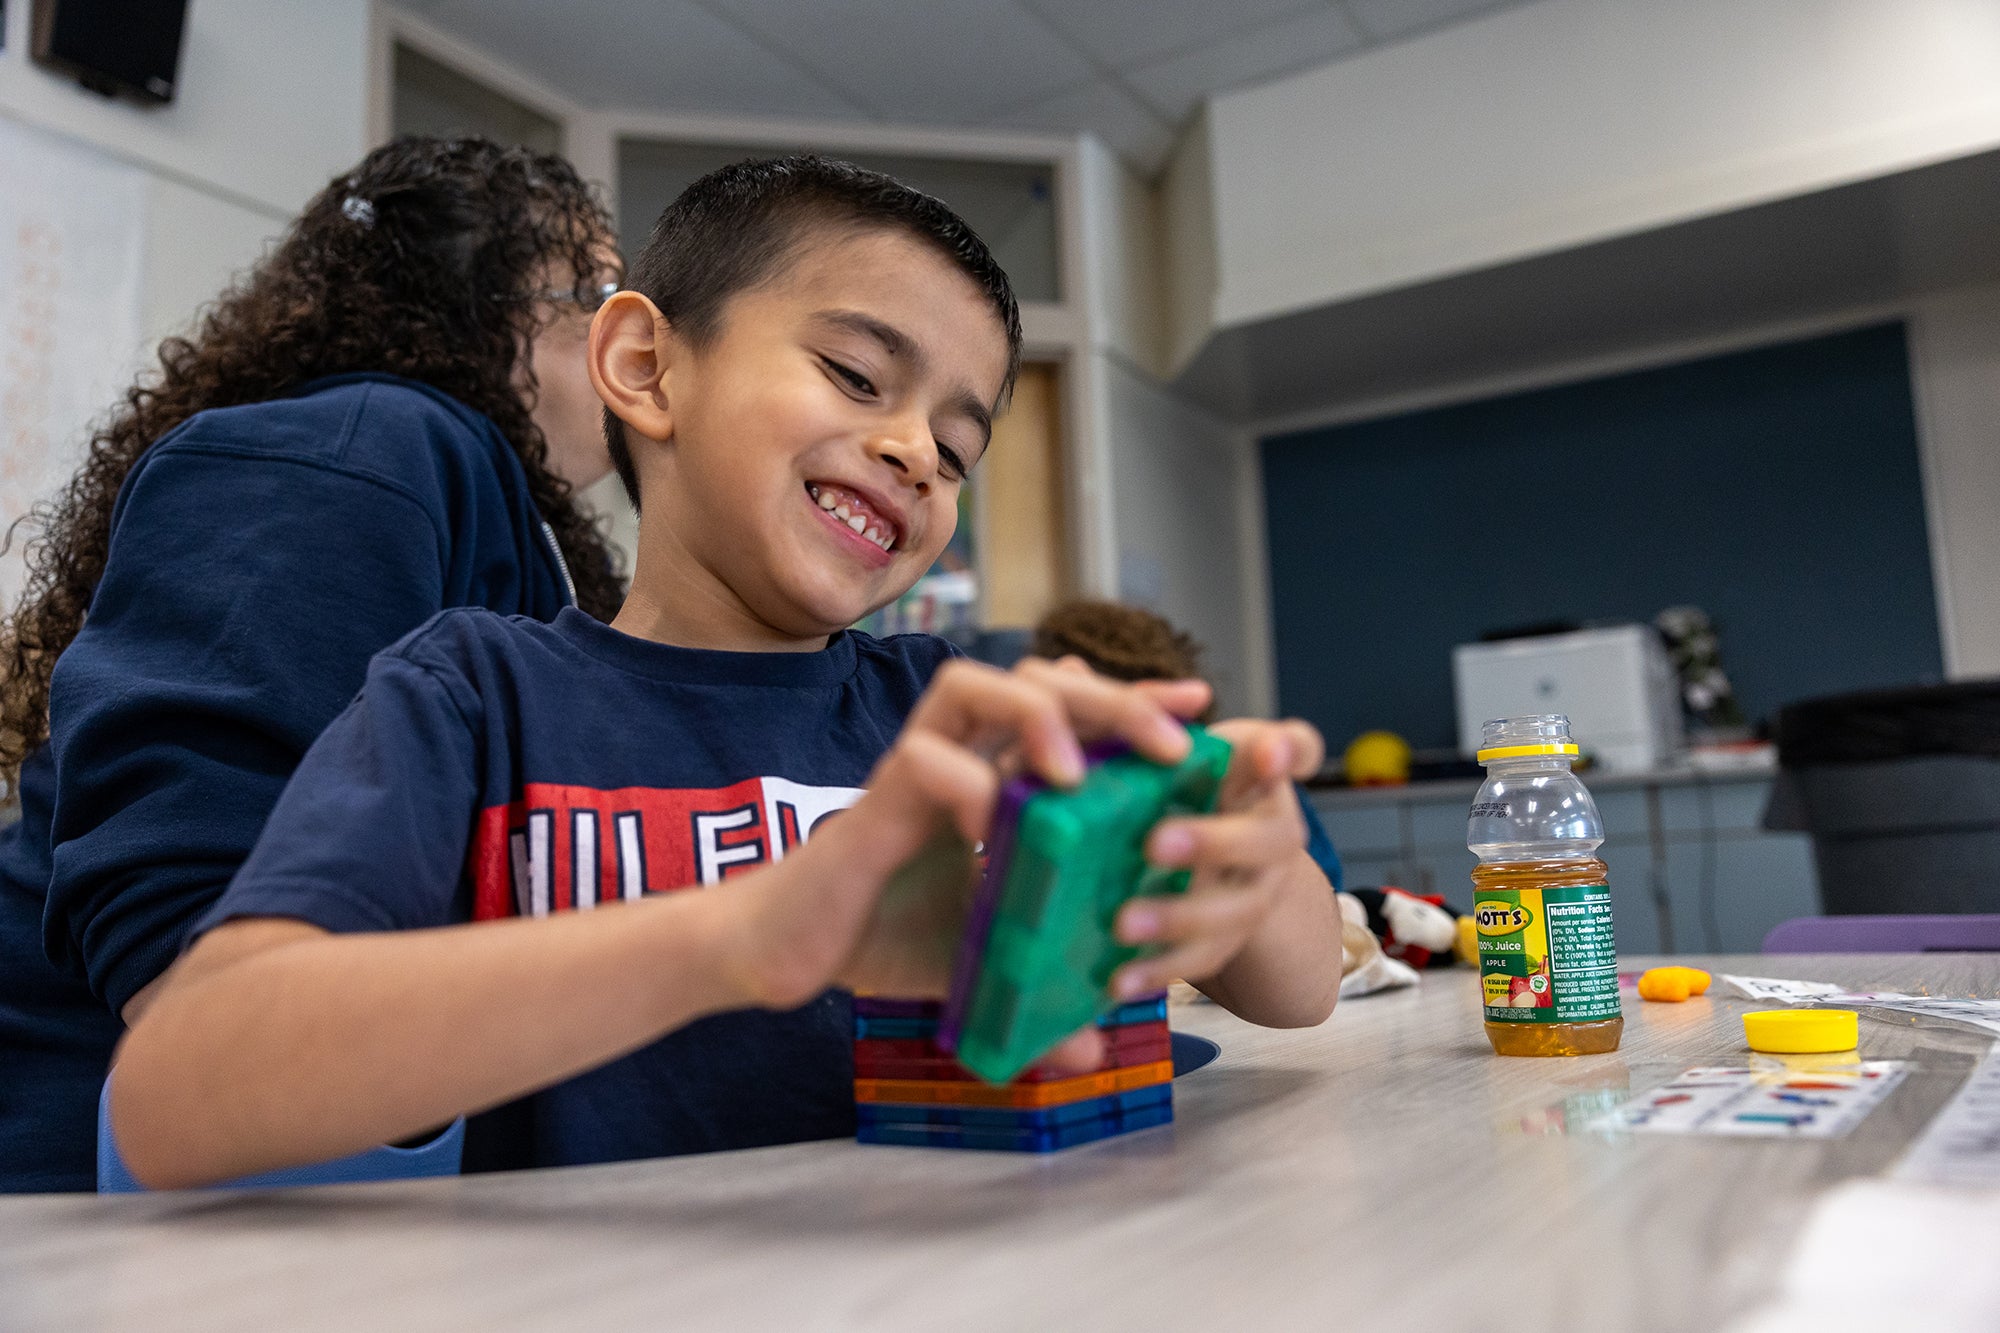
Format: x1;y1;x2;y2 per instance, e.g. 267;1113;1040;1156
1261;324;1943;752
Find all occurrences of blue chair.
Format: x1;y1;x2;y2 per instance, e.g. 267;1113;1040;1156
1762;913;2000;953
98;1075;464;1193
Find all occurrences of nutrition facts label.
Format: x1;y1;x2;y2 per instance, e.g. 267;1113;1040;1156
1547;894;1616;966
1545;887;1619;1020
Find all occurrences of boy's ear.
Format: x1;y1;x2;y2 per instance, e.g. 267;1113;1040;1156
588;291;676;443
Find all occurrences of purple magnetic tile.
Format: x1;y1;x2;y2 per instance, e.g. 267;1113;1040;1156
1078;741;1133;768
937;771;1035;1052
938;742;1132;1052
852;997;944;1019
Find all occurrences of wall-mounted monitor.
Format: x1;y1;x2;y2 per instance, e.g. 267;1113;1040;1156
31;0;188;104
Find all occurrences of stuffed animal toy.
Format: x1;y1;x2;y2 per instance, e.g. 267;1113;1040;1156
1335;892;1420;998
1348;886;1475;968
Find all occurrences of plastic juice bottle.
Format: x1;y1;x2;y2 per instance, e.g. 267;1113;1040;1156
1468;715;1623;1056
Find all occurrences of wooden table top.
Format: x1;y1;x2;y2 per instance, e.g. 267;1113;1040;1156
3;954;1994;1332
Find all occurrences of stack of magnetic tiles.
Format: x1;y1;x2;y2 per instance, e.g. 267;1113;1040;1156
853;994;1175;1151
854;726;1233;1152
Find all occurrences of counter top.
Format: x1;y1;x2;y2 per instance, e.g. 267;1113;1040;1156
1;954;1991;1331
1309;751;1779;808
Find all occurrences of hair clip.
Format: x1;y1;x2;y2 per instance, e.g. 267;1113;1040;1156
340;195;376;228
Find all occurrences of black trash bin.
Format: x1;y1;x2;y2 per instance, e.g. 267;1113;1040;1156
1764;680;2000;914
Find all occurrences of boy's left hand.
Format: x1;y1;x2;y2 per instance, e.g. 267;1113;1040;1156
1108;716;1330;1007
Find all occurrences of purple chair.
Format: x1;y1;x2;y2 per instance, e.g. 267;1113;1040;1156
1763;914;2000;953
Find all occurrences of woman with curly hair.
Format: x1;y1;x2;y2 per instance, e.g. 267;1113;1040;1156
0;136;625;1191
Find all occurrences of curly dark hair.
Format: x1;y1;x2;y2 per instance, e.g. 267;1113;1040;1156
1033;601;1205;682
0;136;625;791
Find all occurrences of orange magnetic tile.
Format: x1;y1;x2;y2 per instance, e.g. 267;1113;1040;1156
1108;1060;1174;1093
854;1059;1173;1108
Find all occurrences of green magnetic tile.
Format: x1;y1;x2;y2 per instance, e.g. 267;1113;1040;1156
951;728;1231;1084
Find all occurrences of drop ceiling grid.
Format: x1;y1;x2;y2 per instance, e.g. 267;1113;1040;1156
401;0;1533;170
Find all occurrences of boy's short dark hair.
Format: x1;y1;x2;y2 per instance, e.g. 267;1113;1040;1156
605;154;1024;508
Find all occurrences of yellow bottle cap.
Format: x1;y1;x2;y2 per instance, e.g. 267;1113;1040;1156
1742;1008;1859;1054
1475;741;1580;763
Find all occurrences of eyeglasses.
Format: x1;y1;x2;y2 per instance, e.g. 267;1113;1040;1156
528;280;620;311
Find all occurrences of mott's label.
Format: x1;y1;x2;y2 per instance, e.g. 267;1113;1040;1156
1475;884;1621;1025
1475;899;1535;936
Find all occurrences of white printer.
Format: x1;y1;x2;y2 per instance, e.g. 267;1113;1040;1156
1452;625;1685;773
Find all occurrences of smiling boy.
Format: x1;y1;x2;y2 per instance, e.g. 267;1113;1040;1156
111;158;1340;1189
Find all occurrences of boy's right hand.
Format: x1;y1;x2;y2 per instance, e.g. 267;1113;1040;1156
713;656;1206;1016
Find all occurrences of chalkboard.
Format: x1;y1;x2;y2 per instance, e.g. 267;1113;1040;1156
1261;324;1943;752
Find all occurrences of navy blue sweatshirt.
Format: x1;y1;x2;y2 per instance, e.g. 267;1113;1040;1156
0;374;576;1192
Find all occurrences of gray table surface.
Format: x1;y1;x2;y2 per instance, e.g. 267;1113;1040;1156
3;954;1994;1332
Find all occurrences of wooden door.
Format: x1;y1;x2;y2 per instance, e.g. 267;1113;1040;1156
978;361;1067;628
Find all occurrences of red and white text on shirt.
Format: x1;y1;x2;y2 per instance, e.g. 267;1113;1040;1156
471;776;864;920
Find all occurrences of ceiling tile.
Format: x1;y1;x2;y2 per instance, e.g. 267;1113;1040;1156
1023;0;1331;72
1342;0;1519;42
422;0;868;118
695;0;1096;122
986;77;1177;171
1125;6;1367;123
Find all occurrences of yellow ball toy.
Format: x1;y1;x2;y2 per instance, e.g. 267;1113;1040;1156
1344;730;1413;786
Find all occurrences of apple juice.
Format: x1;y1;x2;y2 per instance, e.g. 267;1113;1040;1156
1467;716;1623;1057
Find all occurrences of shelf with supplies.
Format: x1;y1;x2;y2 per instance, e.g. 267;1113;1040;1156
1308;756;1820;955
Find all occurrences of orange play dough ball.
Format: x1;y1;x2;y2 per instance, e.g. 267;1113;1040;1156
1637;967;1704;1002
1637;969;1689;1002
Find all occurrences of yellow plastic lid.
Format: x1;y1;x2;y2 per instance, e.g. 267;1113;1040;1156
1743;1008;1859;1054
1475;742;1580;763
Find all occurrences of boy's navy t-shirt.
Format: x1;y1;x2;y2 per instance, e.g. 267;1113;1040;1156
195;607;956;1170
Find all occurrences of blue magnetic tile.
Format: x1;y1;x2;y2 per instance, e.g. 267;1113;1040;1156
1099;996;1168;1027
858;1101;1174;1152
1090;1100;1172;1139
859;1122;1060;1151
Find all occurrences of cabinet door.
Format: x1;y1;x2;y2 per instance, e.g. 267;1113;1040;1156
1662;832;1822;954
1600;843;1665;957
1658;778;1772;834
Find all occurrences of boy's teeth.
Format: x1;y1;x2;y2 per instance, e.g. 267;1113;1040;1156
812;483;895;550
